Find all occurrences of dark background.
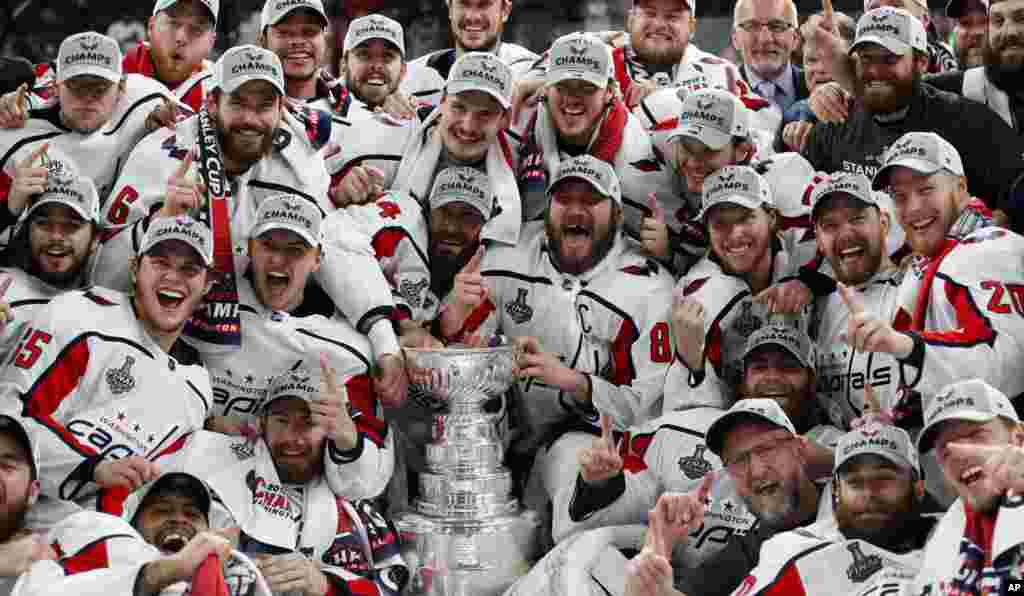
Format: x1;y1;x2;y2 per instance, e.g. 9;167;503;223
0;0;888;69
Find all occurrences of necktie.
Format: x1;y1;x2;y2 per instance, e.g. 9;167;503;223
757;80;777;101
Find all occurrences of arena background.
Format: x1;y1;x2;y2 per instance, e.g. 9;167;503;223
1;0;957;73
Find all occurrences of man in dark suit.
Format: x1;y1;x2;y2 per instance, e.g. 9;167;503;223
732;0;809;113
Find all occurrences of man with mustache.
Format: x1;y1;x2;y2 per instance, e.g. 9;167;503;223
0;215;213;523
514;33;671;240
947;0;989;68
0;0;216;120
99;44;407;408
800;7;1024;225
411;0;538;83
0;415;52;595
439;156;674;537
911;379;1024;594
838;132;1024;409
731;0;808;114
0;32;178;216
718;423;932;596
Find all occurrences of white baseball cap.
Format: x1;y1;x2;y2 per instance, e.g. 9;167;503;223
429;167;493;218
216;45;285;97
918;379;1020;453
57;32;123;84
548;155;623;205
546;33;614;90
836;424;920;474
250;195;323;248
153;0;219;25
265;368;322;408
260;0;327;29
668;88;750;151
446;52;513;110
743;324;815;370
809;172;880;217
698;165;774;221
25;176;101;223
850;7;928;57
629;0;695;13
872;132;965;190
705;399;798;457
343;14;405;56
140;215;214;267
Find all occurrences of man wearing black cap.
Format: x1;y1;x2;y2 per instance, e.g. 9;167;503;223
947;0;989;67
0;414;47;593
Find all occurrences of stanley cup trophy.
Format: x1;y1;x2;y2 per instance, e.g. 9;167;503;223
396;345;539;596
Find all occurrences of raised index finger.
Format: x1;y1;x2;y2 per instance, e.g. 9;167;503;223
646;193;665;223
320;352;340;397
173;150;194;180
21;142;48;168
694;469;718;502
463;246;485;274
837;282;864;314
599;413;615;451
14;83;28;112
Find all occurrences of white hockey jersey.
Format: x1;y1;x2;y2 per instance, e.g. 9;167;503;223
663;235;816;413
0;268;71;367
343;190;435;323
734;518;925;596
552;406;758;571
411;43;539;82
0;74;171;203
451;222;675;433
95;110;400;356
0;287;209;506
322;112;417;208
892;227;1024;402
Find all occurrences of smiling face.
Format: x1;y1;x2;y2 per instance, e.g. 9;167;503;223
934;417;1023;513
671;138;752;194
249;229;321;312
264;10;327;85
429;201;485;263
343;39;406;107
627;0;694;67
27;204;97;289
438;90;506;164
132;240;210;337
147;0;216;86
732;0;799;81
739;347;814;425
134;492;209;555
545;80;613;148
448;0;512;53
814;197;889;286
210;82;283;171
56;76;123;134
0;431;37;543
706;204;775;277
545;179;620;276
987;0;1024;75
262;396;325;484
834;456;918;548
887;169;969;258
853;45;925;114
722;422;806;529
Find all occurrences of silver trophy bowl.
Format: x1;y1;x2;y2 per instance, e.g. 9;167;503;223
397;346;539;596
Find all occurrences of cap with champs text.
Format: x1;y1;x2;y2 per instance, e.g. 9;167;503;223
25;175;101;223
140;215;214;267
668;88;750;151
946;0;988;18
546;33;614;90
153;0;219;25
445;52;513;110
705;399;798;457
628;0;695;13
250;194;323;248
216;45;285;97
743;323;816;370
548;155;622;205
850;7;928;57
698;165;773;221
917;379;1020;454
429;167;493;219
871;131;965;190
343;14;405;56
0;415;38;479
809;172;879;217
835;424;921;474
264;368;322;408
260;0;327;30
57;32;123;84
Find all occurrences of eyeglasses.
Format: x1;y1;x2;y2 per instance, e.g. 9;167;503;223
736;20;794;35
722;436;794;477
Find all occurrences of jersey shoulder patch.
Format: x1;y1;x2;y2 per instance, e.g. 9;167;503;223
682;277;709;297
82;288;120;307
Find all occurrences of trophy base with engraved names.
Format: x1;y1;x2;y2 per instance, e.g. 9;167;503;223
396;346;539;596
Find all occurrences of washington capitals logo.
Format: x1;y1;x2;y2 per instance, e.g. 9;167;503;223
871;12;890;22
697;97;715;111
505;288;534;324
245;51;263;61
106;356;137;395
846;542;883;583
281;200;301;211
480;61;497;73
718;172;736;183
457;171;476;184
678;445;712;480
570;43;589;56
80;39;100;51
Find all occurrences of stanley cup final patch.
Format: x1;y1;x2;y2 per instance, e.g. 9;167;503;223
678;445;713;480
106;355;137;395
505;288;534;324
